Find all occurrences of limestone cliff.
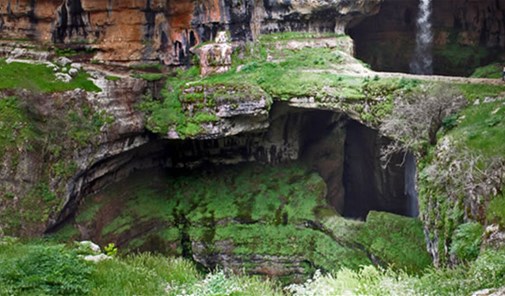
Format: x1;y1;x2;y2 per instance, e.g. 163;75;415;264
0;0;382;64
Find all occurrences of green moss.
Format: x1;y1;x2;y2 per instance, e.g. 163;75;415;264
470;63;503;79
0;182;61;234
257;31;344;43
129;63;163;72
0;59;100;92
133;73;165;81
358;211;432;273
214;223;370;271
0;96;37;156
486;193;505;228
105;75;121;81
62;162;431;279
434;43;489;76
138;35;426;134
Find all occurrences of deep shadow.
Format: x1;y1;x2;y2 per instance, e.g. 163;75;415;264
343;120;415;219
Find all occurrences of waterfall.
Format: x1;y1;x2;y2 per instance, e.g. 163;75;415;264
404;153;419;217
410;0;433;75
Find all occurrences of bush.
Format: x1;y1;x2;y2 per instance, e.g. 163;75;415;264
0;242;92;295
450;222;483;262
487;194;505;227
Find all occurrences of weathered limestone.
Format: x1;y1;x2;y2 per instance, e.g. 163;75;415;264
0;0;383;63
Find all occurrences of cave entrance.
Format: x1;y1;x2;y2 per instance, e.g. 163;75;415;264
56;103;418;236
342;120;418;219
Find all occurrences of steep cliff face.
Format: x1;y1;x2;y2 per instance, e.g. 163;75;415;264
348;0;505;75
0;0;382;64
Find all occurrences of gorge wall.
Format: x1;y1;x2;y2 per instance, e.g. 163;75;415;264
0;0;381;64
348;0;505;76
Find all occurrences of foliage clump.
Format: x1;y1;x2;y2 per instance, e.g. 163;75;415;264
450;222;483;262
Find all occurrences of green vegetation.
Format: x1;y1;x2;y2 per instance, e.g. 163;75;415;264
129;63;163;72
133;73;165;81
487;193;505;227
0;59;100;92
450;222;483;262
56;162;431;281
2;237;505;295
357;211;432;273
470;63;503;79
139;34;421;135
105;75;121;81
257;31;344;43
458;83;505;101
0;96;37;156
0;240;92;295
434;43;489;76
287;247;505;296
449;98;505;157
0;238;282;296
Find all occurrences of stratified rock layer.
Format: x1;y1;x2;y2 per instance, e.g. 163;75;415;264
0;0;382;63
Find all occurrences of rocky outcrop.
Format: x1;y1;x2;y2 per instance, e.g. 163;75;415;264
0;0;382;64
193;31;233;76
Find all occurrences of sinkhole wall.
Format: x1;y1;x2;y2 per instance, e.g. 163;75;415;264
59;102;416;231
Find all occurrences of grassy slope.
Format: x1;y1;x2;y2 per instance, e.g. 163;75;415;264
0;59;100;92
286;247;505;296
0;238;282;296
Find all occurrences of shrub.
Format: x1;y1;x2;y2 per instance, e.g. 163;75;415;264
450;222;483;262
0;242;92;295
487;194;505;227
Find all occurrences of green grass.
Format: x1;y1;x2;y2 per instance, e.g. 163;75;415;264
3;238;504;296
133;73;165;81
129;63;163;72
487;193;505;227
287;247;505;296
434;43;489;76
450;222;483;262
357;211;433;273
0;59;100;92
0;240;92;295
257;32;345;43
458;83;505;101
105;75;121;81
470;63;503;79
0;239;282;296
449;99;505;157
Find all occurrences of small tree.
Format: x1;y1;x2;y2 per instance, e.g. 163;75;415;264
380;83;466;162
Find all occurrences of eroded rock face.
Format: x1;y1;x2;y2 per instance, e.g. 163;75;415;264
0;0;382;63
193;31;233;76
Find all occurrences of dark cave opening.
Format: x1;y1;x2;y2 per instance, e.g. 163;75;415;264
53;103;418;234
343;120;417;219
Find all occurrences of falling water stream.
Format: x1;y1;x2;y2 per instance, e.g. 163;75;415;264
410;0;433;74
